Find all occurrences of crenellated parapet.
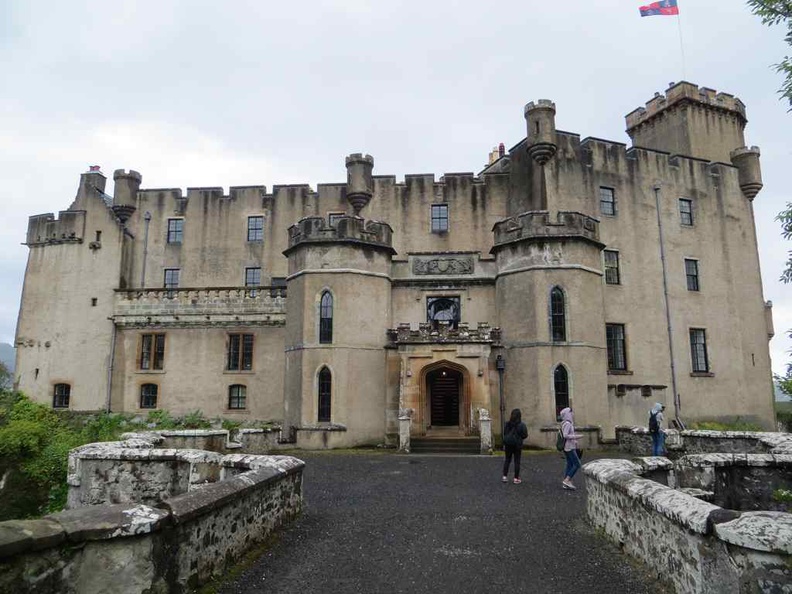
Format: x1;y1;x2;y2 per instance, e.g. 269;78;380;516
25;210;86;246
284;215;395;254
491;210;601;250
387;321;502;345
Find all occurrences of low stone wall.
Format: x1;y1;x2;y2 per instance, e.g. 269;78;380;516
119;427;283;455
0;434;304;593
584;457;792;593
616;426;792;457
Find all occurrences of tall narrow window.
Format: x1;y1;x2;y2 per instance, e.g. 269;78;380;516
603;250;621;285
167;218;183;244
318;367;331;422
247;216;264;242
228;384;247;409
227;334;254;371
245;267;261;296
319;291;333;343
685;259;700;291
606;323;627;371
690;328;709;373
431;204;449;233
139;334;166;370
53;383;70;409
679;199;694;226
554;365;570;417
164;269;180;296
550;287;566;342
600;187;616;216
140;384;158;409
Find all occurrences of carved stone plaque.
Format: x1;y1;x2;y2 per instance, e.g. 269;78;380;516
412;257;474;275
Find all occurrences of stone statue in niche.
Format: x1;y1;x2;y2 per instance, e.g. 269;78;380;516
413;257;474;275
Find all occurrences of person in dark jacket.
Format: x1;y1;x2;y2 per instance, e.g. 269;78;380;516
502;408;529;484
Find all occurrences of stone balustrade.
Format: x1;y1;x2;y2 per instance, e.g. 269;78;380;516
387;321;501;344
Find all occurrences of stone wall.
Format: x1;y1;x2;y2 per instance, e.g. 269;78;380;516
616;426;792;457
0;435;304;593
585;457;791;593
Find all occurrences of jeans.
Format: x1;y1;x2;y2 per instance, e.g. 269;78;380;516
503;444;522;478
651;431;666;456
564;449;581;479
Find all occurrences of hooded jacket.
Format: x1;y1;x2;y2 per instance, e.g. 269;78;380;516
650;403;665;432
559;407;581;452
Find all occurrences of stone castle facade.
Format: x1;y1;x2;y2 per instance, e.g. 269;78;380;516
14;81;776;447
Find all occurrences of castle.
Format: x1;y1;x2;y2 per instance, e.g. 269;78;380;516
14;81;776;448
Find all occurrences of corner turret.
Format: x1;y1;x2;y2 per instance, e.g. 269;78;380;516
345;153;374;214
524;100;557;165
112;169;142;224
730;146;763;200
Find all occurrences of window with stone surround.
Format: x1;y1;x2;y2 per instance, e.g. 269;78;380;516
679;199;694;226
606;323;627;371
228;384;247;409
690;328;709;373
318;367;331;422
53;383;70;409
247;216;264;242
320;291;333;343
270;277;287;298
167;218;183;244
600;187;616;216
164;269;180;292
604;250;621;285
431;204;449;233
685;258;700;291
140;383;158;409
550;287;566;342
227;334;254;371
554;365;570;417
245;267;261;296
139;334;165;370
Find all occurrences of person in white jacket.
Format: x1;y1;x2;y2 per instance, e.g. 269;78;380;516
649;402;666;456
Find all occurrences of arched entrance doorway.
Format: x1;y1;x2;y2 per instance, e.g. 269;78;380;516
427;367;462;427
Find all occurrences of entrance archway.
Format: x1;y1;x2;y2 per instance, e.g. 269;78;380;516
427;367;462;426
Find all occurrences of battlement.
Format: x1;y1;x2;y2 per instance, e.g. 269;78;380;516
625;81;746;130
25;210;86;246
285;215;395;254
492;210;601;248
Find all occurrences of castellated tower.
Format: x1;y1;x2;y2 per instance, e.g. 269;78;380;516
282;157;395;447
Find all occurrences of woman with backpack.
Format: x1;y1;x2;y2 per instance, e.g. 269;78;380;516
502;408;528;484
559;407;583;490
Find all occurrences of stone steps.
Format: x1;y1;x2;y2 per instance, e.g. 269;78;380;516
410;437;481;455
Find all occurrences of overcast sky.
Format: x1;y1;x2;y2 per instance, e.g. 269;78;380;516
1;0;790;374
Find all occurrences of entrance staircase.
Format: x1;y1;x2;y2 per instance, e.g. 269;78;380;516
410;429;480;455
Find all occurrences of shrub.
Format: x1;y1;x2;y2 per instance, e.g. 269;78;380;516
181;410;211;429
689;418;764;432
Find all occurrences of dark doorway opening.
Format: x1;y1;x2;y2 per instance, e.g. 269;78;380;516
427;367;461;426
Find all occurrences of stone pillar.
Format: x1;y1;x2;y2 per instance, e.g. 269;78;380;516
479;408;492;455
398;408;413;453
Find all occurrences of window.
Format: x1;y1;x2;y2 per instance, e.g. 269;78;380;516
554;365;570;417
606;323;627;371
228;384;247;409
679;199;693;226
690;329;709;373
247;216;264;242
427;296;460;330
139;334;165;370
318;367;331;422
270;277;287;298
53;383;70;409
431;204;449;233
164;269;180;291
227;334;254;371
320;291;333;343
685;259;700;291
600;187;616;216
550;287;566;342
604;250;621;285
328;213;345;227
167;219;183;244
140;384;158;409
245;267;261;296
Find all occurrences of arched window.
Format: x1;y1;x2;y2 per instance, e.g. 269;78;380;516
53;383;70;409
550;287;566;342
228;384;247;410
318;367;332;422
554;365;570;417
319;291;333;344
140;383;158;409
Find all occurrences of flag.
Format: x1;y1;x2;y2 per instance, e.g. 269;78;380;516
639;0;679;17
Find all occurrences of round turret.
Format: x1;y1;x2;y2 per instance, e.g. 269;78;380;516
730;146;763;201
112;169;142;223
345;153;374;214
524;100;557;165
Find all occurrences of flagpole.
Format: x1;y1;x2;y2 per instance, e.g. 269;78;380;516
676;4;687;79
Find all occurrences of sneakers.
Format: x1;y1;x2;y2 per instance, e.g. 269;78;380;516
562;480;577;490
513;478;522;485
502;476;508;483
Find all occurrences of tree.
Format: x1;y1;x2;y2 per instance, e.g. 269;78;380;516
747;0;792;108
776;202;792;395
0;361;10;391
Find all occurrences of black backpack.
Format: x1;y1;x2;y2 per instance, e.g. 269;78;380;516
503;423;520;447
649;412;659;434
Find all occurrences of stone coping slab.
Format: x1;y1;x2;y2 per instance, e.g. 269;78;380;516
676;453;790;468
0;519;65;558
713;512;792;554
48;504;170;543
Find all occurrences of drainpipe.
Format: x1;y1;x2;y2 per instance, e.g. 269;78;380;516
653;183;682;426
140;211;152;288
105;319;117;413
496;354;506;448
